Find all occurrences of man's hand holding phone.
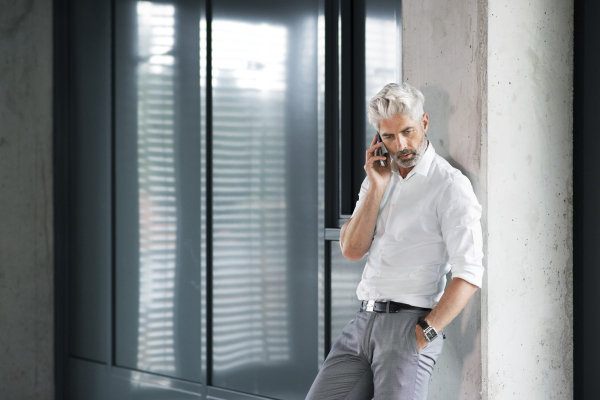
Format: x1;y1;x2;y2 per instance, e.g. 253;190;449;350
365;133;392;191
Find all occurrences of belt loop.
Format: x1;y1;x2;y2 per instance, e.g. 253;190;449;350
386;301;390;313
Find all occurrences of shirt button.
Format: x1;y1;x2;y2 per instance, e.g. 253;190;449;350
379;249;383;252
391;203;395;207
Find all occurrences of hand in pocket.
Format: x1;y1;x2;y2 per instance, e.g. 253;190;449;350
414;324;428;353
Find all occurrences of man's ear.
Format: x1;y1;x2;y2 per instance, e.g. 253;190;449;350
421;113;429;133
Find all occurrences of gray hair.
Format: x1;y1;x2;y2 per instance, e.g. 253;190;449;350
367;82;425;130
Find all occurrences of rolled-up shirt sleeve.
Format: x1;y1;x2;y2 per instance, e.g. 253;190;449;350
351;177;370;218
339;177;371;252
437;175;484;288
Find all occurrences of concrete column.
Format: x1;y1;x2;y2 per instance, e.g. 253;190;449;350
0;0;54;398
404;0;573;398
486;0;573;398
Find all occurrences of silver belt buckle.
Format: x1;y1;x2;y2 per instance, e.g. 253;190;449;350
366;300;375;312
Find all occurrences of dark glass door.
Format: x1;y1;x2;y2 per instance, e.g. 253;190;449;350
209;1;321;398
58;0;402;399
114;0;202;382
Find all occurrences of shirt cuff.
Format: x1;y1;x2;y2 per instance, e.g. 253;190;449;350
450;264;484;288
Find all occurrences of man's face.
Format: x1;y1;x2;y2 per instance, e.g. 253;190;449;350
379;113;429;168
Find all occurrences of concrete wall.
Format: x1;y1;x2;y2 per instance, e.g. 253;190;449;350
486;0;573;398
403;0;487;398
404;0;573;399
0;0;54;398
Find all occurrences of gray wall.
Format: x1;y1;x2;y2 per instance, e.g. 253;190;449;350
403;0;487;398
404;0;573;398
0;0;54;399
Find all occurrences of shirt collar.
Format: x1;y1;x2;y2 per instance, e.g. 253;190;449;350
391;141;435;179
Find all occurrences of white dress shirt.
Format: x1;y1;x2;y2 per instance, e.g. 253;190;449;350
348;142;484;308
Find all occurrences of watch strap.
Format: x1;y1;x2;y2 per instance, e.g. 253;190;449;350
417;317;438;342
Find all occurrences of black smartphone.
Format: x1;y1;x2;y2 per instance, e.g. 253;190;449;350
376;132;387;167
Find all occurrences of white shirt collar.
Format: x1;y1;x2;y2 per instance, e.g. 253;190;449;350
391;141;435;179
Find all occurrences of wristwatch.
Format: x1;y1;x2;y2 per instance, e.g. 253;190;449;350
417;318;439;342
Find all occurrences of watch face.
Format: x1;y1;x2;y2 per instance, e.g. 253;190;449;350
425;330;437;341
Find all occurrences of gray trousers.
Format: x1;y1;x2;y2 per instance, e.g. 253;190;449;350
306;309;444;400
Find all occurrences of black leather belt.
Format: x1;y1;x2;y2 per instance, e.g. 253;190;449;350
360;300;431;313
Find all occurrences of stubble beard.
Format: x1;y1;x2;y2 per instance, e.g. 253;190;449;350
392;132;428;168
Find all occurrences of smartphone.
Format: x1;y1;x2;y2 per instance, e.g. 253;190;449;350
376;132;388;167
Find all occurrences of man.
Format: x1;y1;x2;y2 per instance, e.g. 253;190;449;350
306;82;484;400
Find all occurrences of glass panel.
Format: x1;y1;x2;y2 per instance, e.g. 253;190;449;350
330;242;365;347
212;17;290;375
365;0;402;147
115;0;202;382
199;2;208;385
211;1;321;399
135;1;179;376
317;9;326;368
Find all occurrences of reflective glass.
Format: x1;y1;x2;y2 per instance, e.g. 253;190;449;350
365;0;402;147
135;1;179;375
115;0;202;382
211;17;290;372
330;242;366;346
210;1;321;398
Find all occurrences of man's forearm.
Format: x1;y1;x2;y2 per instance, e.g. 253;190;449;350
425;277;478;331
340;187;386;261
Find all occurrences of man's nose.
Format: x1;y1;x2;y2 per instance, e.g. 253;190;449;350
396;136;408;150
